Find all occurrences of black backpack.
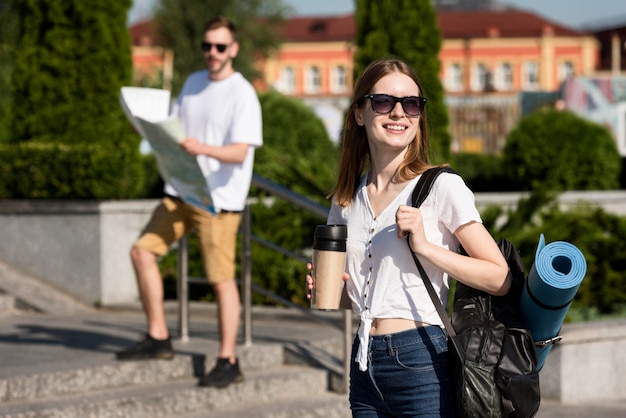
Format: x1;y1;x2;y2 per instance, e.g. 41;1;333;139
410;166;540;418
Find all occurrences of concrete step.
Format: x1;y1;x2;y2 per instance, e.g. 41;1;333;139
0;365;329;418
174;392;351;418
0;343;283;403
0;293;15;312
0;260;91;315
0;292;38;317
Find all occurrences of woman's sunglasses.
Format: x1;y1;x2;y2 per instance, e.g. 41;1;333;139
362;94;427;117
200;42;229;53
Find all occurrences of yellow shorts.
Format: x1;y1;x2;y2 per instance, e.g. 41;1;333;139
133;196;242;284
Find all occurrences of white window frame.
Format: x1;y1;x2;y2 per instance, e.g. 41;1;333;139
558;61;574;83
522;61;539;90
331;65;347;93
471;63;487;92
445;63;463;92
276;66;295;94
494;62;513;91
304;66;321;94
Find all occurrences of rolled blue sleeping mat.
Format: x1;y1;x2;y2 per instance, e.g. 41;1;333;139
519;234;587;370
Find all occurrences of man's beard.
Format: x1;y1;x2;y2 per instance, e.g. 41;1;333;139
207;56;230;76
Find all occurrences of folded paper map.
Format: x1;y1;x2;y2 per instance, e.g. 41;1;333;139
119;87;215;213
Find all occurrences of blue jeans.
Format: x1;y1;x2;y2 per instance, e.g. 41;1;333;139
349;326;454;417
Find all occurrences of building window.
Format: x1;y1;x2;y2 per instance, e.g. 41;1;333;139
494;62;513;91
558;61;575;83
445;63;463;92
331;65;347;93
522;62;539;90
305;66;321;94
471;63;487;92
276;66;295;94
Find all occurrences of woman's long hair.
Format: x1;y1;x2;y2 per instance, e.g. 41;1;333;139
330;58;431;207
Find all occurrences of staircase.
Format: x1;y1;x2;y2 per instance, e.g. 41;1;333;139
0;291;350;418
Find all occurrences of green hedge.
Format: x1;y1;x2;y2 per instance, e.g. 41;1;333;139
483;191;626;318
0;141;145;199
450;152;513;192
503;109;621;191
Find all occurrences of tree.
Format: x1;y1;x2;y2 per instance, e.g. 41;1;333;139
503;109;622;191
0;2;15;144
0;0;145;199
354;0;451;161
248;91;338;305
10;0;134;146
154;0;289;95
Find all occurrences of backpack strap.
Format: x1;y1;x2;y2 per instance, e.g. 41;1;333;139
408;166;463;356
411;166;458;208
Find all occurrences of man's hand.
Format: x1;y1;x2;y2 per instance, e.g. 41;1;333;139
180;138;206;156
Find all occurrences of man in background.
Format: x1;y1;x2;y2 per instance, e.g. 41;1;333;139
116;16;263;389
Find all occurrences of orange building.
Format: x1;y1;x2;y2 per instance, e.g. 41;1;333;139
260;10;599;149
129;20;174;91
263;14;356;98
264;11;598;97
130;9;602;150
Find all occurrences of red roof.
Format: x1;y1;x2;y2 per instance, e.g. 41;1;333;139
129;19;161;46
129;10;589;46
275;14;356;42
278;10;587;43
437;10;586;39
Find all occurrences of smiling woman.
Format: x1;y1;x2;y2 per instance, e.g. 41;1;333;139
306;57;509;417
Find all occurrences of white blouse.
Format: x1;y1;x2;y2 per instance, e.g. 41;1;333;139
327;171;481;371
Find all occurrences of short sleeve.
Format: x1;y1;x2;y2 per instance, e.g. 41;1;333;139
432;173;482;234
229;84;263;147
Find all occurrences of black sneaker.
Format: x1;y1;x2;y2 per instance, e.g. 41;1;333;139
116;334;174;360
198;357;244;388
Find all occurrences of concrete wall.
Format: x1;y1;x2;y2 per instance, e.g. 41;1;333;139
1;190;626;306
540;319;626;403
0;200;159;306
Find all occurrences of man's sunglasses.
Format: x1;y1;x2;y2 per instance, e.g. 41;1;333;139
362;94;427;117
200;42;229;53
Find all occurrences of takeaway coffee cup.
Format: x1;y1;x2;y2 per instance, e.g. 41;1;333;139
311;224;347;310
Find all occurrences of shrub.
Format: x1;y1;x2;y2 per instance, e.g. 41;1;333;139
503;109;621;191
0;0;143;200
484;191;626;317
0;140;144;199
10;0;133;146
451;152;515;192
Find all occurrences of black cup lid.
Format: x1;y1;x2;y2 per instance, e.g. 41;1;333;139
314;224;347;240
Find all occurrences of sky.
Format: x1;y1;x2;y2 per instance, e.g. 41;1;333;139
129;0;626;30
281;0;626;30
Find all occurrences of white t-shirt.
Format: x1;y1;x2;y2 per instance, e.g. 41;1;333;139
327;171;481;371
166;71;263;211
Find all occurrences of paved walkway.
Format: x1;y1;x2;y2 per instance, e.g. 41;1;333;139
1;302;625;417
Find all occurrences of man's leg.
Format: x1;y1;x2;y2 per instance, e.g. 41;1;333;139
213;278;240;362
196;211;244;387
130;246;169;340
116;197;186;360
198;277;244;387
116;245;174;360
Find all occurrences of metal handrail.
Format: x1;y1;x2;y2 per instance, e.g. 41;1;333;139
176;174;352;393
